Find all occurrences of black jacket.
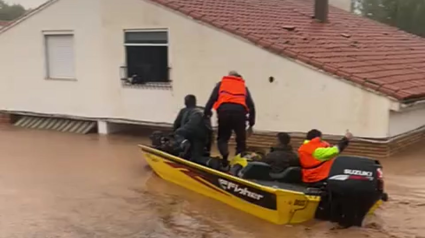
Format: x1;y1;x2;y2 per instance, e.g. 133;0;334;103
263;145;300;173
173;106;212;139
204;82;256;127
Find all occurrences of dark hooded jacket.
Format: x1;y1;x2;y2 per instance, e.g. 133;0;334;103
263;144;300;173
173;106;212;140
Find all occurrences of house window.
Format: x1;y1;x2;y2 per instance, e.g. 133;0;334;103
44;33;76;80
123;30;169;85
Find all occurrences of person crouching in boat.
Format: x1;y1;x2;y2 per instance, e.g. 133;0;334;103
263;132;300;173
298;129;353;184
173;95;213;162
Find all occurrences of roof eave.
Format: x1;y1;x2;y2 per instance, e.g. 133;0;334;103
398;97;425;112
0;0;59;35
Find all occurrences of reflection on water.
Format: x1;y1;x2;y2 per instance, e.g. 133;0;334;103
0;125;424;238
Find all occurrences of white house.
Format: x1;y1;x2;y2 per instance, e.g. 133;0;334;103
0;0;424;155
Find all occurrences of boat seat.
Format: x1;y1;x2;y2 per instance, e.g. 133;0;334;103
269;167;302;183
238;162;272;180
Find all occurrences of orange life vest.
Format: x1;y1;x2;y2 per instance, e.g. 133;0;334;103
298;138;335;183
213;76;248;111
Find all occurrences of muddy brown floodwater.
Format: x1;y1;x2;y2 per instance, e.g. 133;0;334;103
0;125;425;238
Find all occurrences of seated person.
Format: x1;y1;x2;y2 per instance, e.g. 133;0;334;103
263;132;300;174
298;129;353;184
173;95;192;132
173;94;212;162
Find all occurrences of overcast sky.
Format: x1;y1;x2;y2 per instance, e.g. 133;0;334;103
6;0;47;9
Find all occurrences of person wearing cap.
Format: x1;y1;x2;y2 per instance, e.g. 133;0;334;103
298;129;353;183
263;132;300;173
204;71;256;168
174;94;213;161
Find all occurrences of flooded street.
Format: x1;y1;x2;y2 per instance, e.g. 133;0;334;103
0;125;424;238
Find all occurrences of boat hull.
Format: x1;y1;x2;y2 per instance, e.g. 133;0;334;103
139;145;321;225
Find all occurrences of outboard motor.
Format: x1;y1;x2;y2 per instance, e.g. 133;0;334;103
315;156;386;228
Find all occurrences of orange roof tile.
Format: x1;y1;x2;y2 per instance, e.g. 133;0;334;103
149;0;425;102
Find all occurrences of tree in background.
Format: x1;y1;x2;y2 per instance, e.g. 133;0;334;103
0;0;26;21
353;0;425;37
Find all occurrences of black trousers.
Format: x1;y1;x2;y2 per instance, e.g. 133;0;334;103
217;110;247;162
190;138;208;161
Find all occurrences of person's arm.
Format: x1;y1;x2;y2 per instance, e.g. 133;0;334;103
173;109;184;132
204;83;220;117
289;152;301;167
312;146;340;161
337;137;350;153
312;137;350;161
263;152;276;165
246;87;256;127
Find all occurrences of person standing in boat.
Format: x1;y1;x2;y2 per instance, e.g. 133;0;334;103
298;129;353;184
263;132;300;174
173;94;212;161
204;71;256;169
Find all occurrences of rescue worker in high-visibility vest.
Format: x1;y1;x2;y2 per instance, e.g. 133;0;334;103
298;129;353;184
204;71;256;169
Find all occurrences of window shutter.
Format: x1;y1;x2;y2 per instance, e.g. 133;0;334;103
46;35;75;79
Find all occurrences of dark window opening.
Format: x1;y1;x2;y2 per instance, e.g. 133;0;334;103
124;31;169;85
126;46;168;83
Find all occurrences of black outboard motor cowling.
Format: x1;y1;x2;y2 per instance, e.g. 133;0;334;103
315;156;384;228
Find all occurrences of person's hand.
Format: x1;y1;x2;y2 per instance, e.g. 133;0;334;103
345;130;353;140
247;126;253;137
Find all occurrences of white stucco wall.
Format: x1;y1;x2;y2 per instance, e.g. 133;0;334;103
0;0;395;138
0;0;105;117
389;106;425;136
99;0;390;137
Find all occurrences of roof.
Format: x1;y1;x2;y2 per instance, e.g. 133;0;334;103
0;1;57;34
0;21;10;27
149;0;425;103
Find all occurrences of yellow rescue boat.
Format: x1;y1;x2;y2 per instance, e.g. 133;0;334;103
139;144;385;225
